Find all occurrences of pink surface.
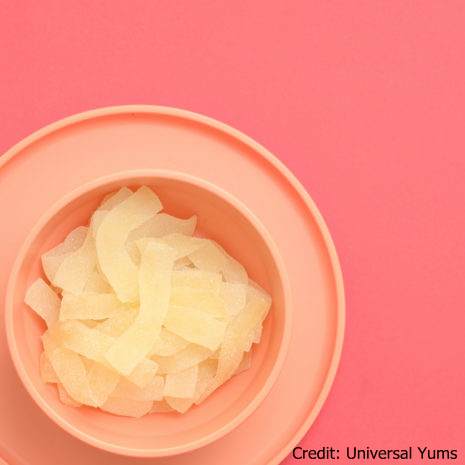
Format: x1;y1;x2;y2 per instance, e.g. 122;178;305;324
0;1;464;464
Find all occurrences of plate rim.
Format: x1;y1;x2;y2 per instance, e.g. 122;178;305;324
0;105;345;465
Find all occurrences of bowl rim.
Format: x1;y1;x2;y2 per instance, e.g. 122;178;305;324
5;168;292;457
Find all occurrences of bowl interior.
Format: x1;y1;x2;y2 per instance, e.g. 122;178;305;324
8;173;288;455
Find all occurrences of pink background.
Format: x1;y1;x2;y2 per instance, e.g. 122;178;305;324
1;1;464;463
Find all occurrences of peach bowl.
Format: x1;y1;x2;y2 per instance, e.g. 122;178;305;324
5;169;292;457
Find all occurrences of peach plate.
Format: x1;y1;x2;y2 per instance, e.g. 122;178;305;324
0;106;345;465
